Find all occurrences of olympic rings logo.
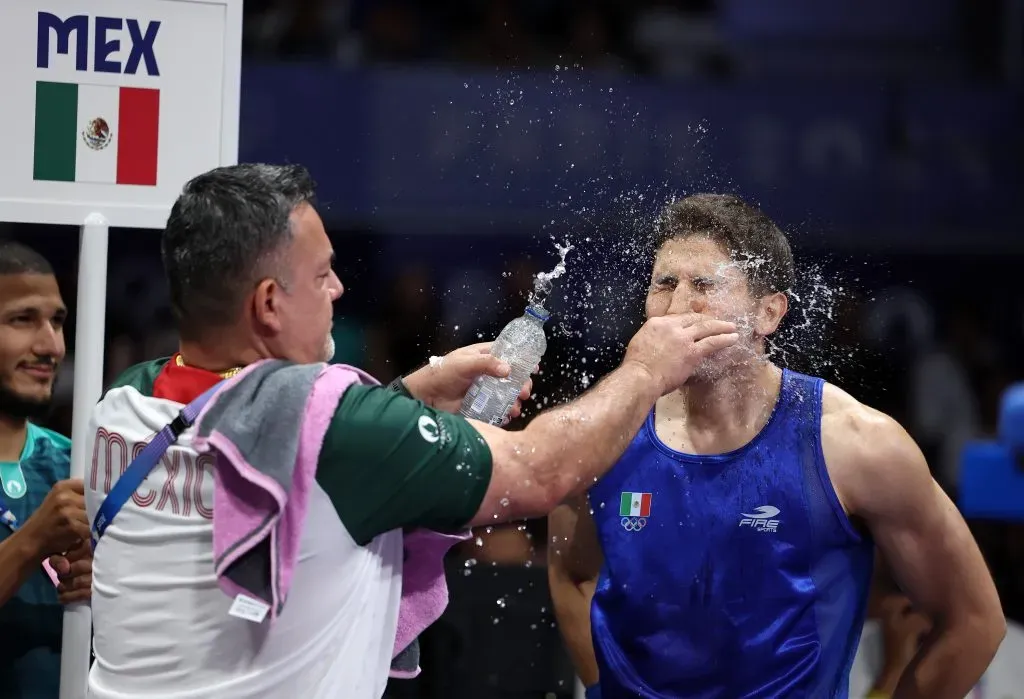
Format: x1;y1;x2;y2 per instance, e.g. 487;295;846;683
620;516;647;532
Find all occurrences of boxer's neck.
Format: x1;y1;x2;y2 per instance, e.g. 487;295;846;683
657;360;782;453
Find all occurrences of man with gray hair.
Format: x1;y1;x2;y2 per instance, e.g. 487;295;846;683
84;164;739;698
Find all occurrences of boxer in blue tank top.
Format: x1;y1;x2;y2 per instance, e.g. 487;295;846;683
548;195;1004;699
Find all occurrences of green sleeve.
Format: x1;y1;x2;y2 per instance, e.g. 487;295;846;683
316;384;493;546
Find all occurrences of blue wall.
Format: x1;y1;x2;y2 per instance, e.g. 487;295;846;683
239;65;1022;249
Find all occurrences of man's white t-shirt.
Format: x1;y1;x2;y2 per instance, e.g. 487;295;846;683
849;618;1024;698
85;377;404;698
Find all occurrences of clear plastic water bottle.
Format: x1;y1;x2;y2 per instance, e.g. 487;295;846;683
460;304;549;425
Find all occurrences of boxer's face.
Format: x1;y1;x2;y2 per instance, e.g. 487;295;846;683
646;236;787;379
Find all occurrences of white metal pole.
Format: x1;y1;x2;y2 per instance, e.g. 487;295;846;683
575;675;587;699
59;213;109;699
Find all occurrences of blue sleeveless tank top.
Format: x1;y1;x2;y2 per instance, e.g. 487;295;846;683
588;369;874;698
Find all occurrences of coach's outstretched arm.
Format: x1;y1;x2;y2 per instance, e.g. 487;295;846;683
822;387;1005;699
313;314;736;547
466;313;737;524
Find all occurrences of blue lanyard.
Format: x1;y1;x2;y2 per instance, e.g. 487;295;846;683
91;381;222;549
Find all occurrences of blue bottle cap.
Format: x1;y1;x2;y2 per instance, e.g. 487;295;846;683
525;305;550;321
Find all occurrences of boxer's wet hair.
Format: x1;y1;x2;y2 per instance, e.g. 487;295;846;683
654;194;795;297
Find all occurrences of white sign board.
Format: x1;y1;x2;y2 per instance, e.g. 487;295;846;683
0;0;242;229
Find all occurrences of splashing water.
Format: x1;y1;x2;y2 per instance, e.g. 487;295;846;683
529;240;575;308
438;64;871;594
525;189;860;408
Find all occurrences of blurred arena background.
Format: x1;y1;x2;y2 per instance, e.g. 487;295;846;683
2;1;1023;696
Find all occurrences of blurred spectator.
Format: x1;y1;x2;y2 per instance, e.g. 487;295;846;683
910;304;999;491
245;0;346;58
363;263;443;381
450;0;543;69
825;293;906;422
630;0;731;78
564;5;632;73
362;1;429;64
238;0;1011;81
850;552;1024;697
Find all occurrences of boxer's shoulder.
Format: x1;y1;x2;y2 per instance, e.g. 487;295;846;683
820;383;923;517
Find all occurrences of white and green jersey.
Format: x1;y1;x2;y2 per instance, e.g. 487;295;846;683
85;357;492;699
0;422;70;698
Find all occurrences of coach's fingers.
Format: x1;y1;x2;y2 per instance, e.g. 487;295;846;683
692;333;740;356
519;378;533;401
459;353;511;380
507;397;524;420
507;377;536;419
457;342;493;356
685;319;738;341
668;311;723;327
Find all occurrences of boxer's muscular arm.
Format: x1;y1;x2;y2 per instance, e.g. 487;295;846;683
548;495;603;687
823;385;1005;699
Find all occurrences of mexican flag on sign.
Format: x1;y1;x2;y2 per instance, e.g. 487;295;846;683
619;492;652;518
33;81;160;186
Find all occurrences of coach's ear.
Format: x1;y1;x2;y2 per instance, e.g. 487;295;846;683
252;277;286;334
756;291;788;337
